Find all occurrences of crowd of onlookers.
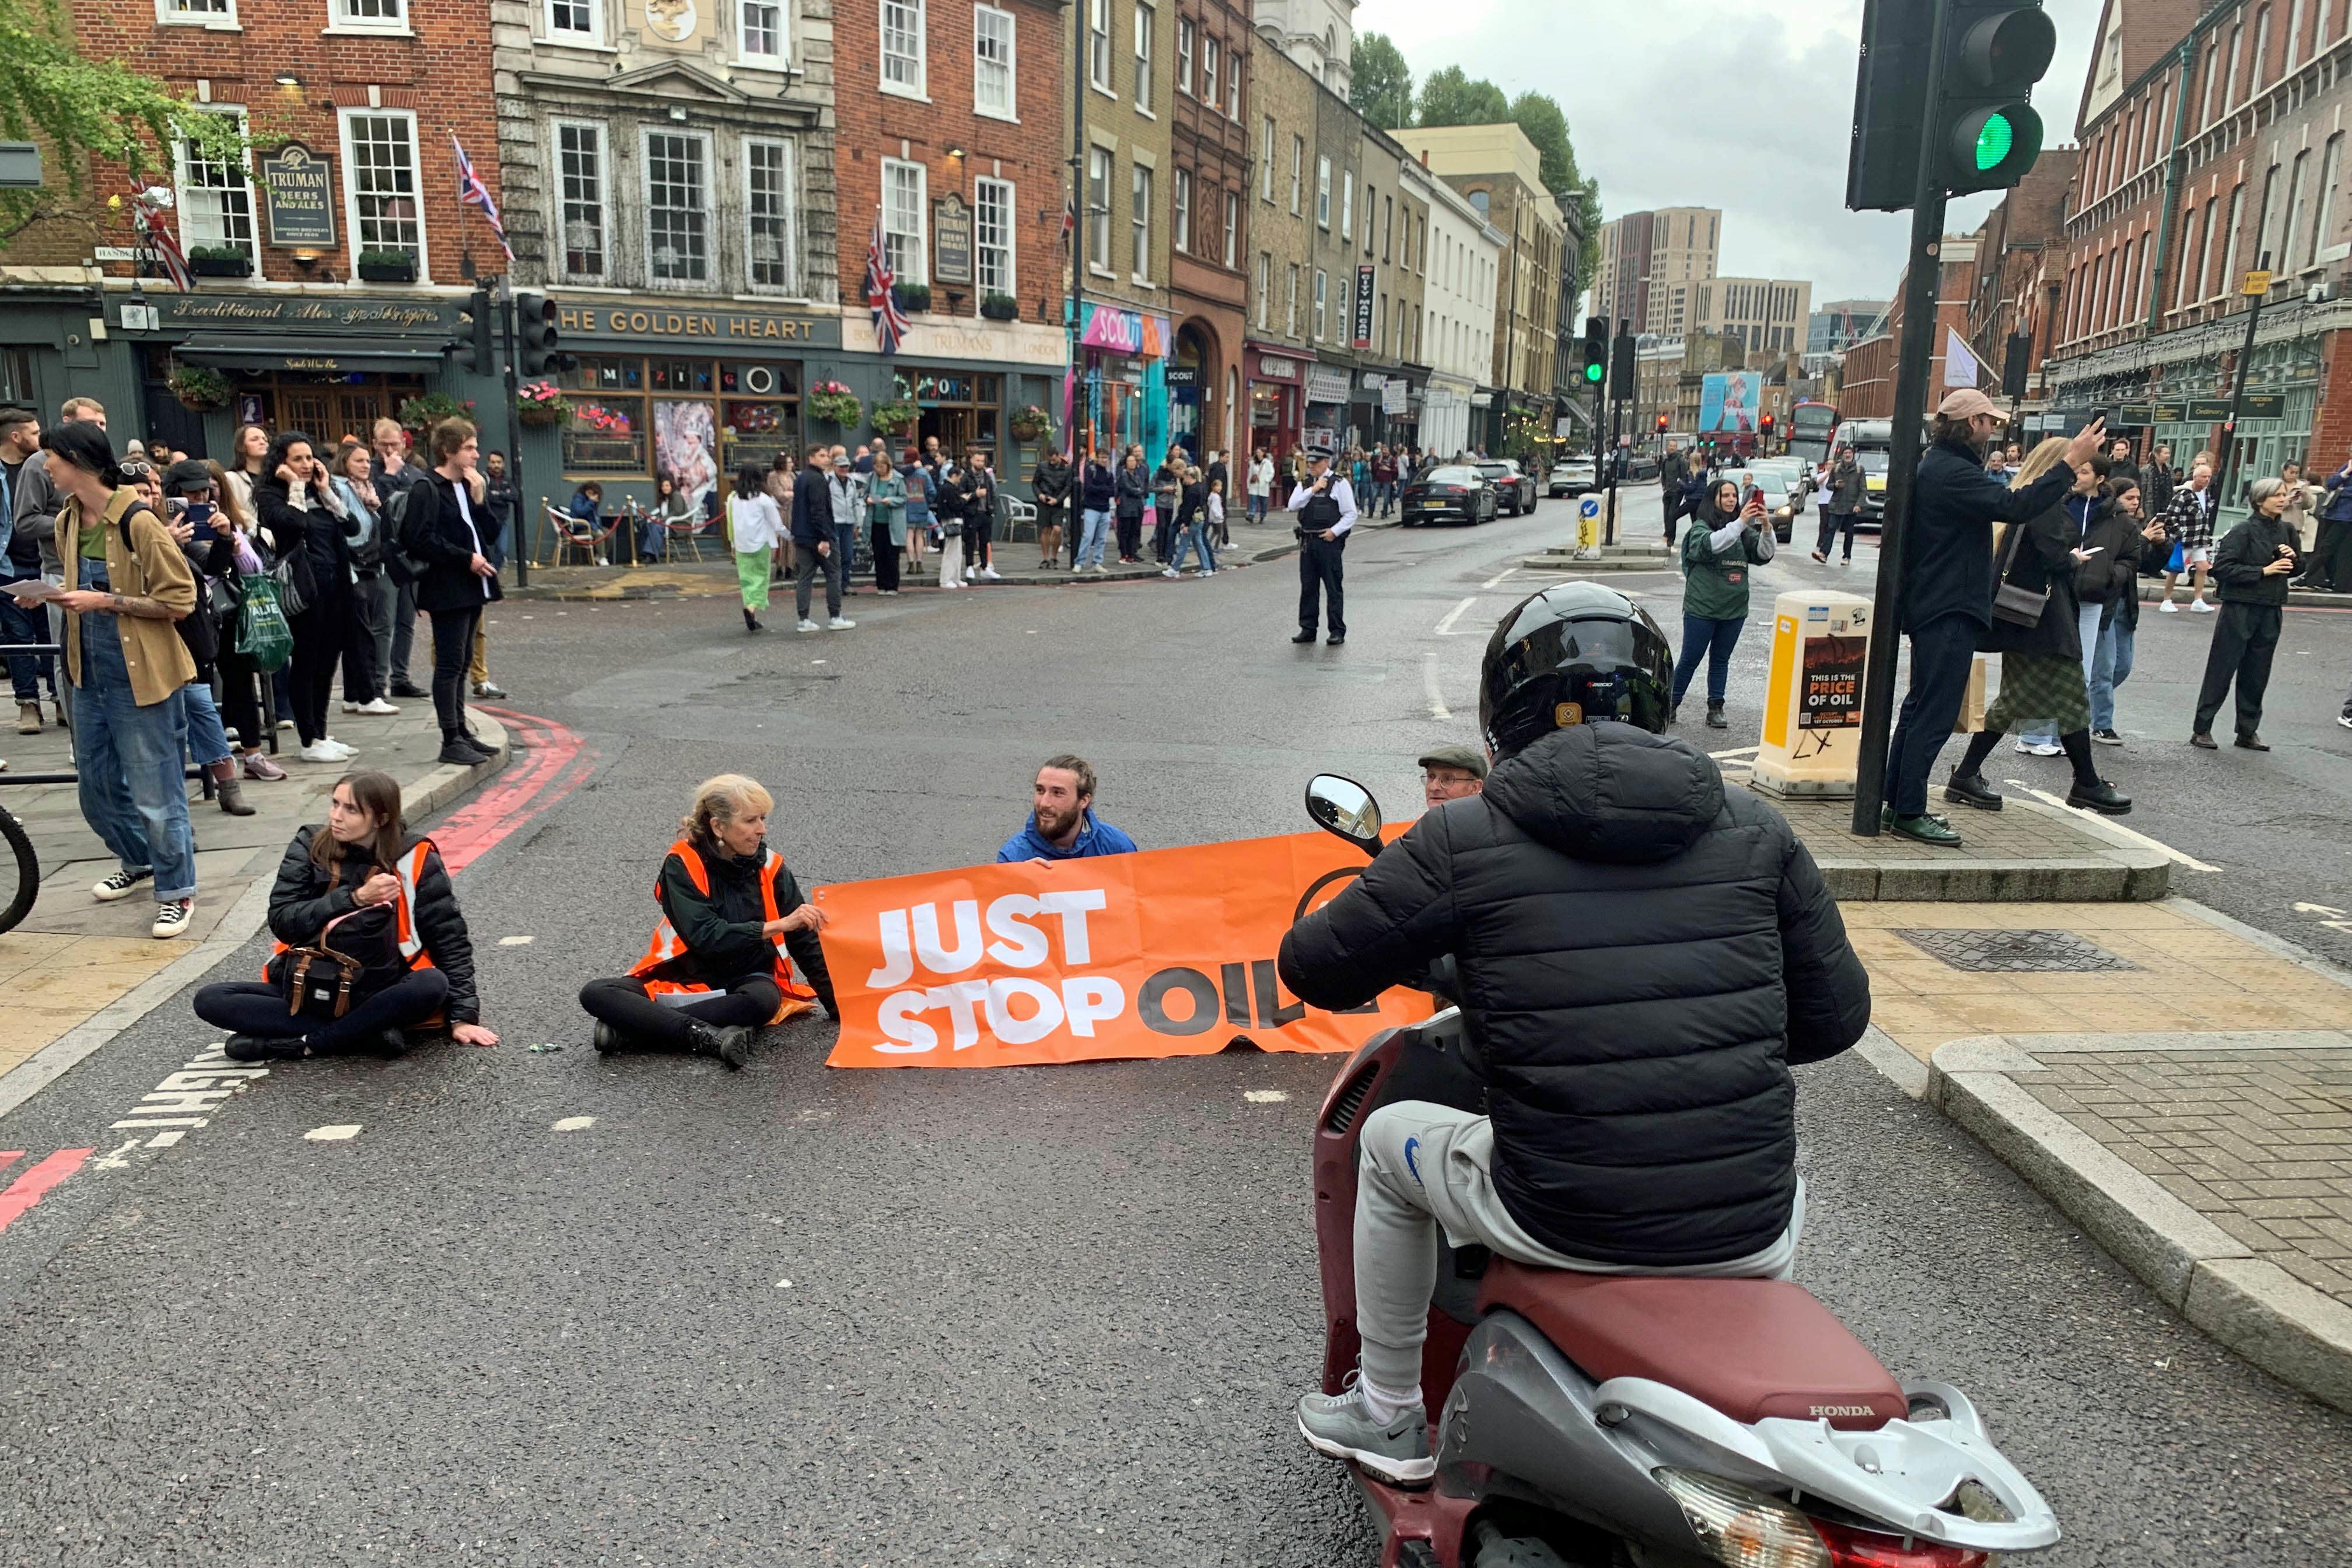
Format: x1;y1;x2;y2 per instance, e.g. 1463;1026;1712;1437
0;396;513;939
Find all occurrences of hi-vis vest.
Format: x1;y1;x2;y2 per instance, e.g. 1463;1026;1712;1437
627;839;821;1026
266;839;440;973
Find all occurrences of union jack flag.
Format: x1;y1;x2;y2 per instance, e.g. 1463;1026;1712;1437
452;134;514;264
866;208;909;358
131;189;192;293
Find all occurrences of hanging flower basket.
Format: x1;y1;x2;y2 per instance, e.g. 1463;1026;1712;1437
515;379;572;428
869;399;919;438
187;245;253;279
981;292;1020;323
398;391;477;432
892;282;930;314
807;380;862;427
1008;404;1054;442
356;249;419;284
167;363;233;412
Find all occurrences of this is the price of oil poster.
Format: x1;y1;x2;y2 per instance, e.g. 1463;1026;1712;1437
1800;635;1865;729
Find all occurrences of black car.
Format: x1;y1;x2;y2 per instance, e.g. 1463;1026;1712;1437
1401;465;1500;527
1475;460;1538;516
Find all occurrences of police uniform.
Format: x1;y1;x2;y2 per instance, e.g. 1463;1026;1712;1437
1289;451;1356;645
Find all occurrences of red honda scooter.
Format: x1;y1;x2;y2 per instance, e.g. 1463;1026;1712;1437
1300;775;2060;1568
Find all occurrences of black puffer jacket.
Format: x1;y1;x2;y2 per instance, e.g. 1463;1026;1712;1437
648;840;836;1014
268;828;481;1024
1279;723;1871;1266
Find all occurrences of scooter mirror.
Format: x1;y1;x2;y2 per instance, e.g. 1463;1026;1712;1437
1304;774;1382;853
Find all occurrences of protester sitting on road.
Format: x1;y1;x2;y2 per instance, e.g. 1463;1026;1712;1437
28;421;201;938
2080;477;2167;747
996;754;1138;863
193;770;494;1060
2192;475;2303;753
578;773;834;1070
1940;439;2131;817
1418;743;1486;810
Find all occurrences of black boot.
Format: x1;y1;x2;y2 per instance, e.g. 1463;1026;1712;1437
687;1021;753;1070
439;734;488;765
2066;778;2133;814
1704;701;1728;730
1943;770;2005;811
744;606;764;633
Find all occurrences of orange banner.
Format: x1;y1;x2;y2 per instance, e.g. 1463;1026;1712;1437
814;831;1434;1069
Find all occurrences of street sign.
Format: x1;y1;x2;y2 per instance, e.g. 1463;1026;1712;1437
2188;398;2232;422
2240;392;2285;418
1578;497;1600;519
2242;270;2273;296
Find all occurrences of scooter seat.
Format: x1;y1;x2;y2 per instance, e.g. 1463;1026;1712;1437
1476;1262;1908;1430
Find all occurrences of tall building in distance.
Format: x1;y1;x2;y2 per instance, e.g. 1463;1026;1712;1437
1594;207;1721;332
1808;299;1892;355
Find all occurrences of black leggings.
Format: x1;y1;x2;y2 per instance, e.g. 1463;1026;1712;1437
579;972;779;1051
288;589;348;746
215;645;265;751
193;968;449;1055
430;607;481;742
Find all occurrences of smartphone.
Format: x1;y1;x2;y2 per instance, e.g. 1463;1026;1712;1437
184;499;217;543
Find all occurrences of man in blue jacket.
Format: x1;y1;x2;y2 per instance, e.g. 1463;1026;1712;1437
996;754;1138;863
1881;393;2104;846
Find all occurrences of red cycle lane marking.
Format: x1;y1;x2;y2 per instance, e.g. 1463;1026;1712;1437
428;707;596;876
0;1149;94;1234
0;1152;21;1177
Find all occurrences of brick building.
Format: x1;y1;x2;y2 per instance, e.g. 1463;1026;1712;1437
0;0;506;455
2042;0;2352;519
1241;28;1317;466
1834;234;1981;420
1169;0;1254;463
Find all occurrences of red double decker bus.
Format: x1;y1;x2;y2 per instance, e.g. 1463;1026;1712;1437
1788;400;1839;466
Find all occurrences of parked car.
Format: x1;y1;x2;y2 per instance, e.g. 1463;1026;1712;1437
1741;459;1808;545
1548;459;1597;497
1476;460;1538;516
1401;465;1500;527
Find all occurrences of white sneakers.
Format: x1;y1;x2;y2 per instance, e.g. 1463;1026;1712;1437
341;696;399;715
827;617;857;630
299;739;356;764
2189;598;2216;612
1162;567;1181;578
797;618;821;632
2158;598;2179;612
979;566;1002;580
151;898;193;940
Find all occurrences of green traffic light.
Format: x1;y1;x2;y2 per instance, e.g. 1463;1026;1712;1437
1584;362;1604;383
1975;111;2015;172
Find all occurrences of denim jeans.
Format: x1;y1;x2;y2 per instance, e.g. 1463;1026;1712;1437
71;560;195;901
1168;522;1218;572
182;676;233;768
0;583;54;702
1077;508;1111;568
2088;604;2135;733
1671;612;1745;707
832;523;859;585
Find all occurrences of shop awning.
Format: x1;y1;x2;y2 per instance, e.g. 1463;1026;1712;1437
172;338;447;373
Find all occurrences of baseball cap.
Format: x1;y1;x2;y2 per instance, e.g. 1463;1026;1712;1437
1937;388;2001;420
1417;742;1489;779
162;458;216;496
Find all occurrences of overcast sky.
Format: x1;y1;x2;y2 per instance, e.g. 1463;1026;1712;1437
1356;0;2106;310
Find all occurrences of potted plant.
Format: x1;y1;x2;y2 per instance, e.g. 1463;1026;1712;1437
1007;404;1053;443
356;249;418;284
869;398;919;439
187;244;253;279
166;363;233;412
398;391;477;432
892;281;930;314
981;292;1020;323
807;380;862;428
515;379;573;428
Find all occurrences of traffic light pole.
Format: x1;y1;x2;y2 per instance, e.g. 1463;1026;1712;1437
499;280;530;590
1850;0;1955;838
2211;250;2271;516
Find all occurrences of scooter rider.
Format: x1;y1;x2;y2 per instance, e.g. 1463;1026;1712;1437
1278;582;1873;1481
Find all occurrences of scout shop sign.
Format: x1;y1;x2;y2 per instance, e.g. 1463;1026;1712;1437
816;832;1435;1069
933;194;975;287
1080;304;1168;358
259;144;336;247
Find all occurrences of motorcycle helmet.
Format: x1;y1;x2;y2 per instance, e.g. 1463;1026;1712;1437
1479;582;1675;760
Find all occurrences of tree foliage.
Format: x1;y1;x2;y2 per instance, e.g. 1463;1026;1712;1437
1415;66;1510;128
1508;92;1602;293
0;0;253;244
1349;33;1415;131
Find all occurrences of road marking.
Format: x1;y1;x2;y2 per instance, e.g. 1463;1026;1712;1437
1481;566;1518;590
1244;1089;1290;1103
92;1139;144;1171
1709;746;1760;758
0;1149;94;1234
2001;780;2223;871
552;1116;596;1132
499;935;534;946
429;708;596;875
304;1125;362;1142
1421;654;1451;720
145;1130;186;1149
1433;596;1476;636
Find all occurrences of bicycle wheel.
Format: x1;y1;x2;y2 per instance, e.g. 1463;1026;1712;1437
0;802;37;935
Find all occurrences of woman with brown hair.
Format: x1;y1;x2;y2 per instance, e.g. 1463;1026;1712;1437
221;422;270;520
191;770;494;1059
578;773;834;1069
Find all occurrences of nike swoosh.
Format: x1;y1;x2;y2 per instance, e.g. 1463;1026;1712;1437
1402;1136;1423;1186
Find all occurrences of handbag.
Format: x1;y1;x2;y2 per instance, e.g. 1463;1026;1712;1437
236;573;295;672
269;872;404;1023
271;549;313;620
1989;519;2050;628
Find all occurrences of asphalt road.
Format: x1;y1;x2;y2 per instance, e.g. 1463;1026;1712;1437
3;491;2348;1567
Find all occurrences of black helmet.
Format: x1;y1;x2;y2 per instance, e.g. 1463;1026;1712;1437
1479;582;1674;759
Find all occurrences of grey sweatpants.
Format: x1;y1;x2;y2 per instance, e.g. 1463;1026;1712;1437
1353;1101;1805;1392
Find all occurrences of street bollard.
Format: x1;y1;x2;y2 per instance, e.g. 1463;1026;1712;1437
1750;589;1872;799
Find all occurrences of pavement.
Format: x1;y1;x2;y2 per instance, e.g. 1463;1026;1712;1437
5;492;2352;1564
0;695;508;1100
1766;792;2172;901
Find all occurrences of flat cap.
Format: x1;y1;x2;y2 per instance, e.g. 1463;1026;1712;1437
1417;742;1489;778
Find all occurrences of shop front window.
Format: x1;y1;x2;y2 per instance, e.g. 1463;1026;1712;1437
559;356;650;475
893;366;1003;458
558;355;804;481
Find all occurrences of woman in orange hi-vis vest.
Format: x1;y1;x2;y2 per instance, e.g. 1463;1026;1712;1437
193;771;495;1060
578;774;835;1069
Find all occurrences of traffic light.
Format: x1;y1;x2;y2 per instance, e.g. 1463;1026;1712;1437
1656;414;1669;433
1938;2;2054;194
1610;324;1636;393
1581;316;1608;387
453;286;494;374
516;290;570;376
1849;1;2052;209
1760;413;1775;433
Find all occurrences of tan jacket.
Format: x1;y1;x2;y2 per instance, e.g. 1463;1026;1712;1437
60;486;198;705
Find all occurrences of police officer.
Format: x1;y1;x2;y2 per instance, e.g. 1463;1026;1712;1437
1289;444;1355;646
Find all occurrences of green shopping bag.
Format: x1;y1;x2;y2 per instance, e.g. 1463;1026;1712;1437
237;572;294;673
